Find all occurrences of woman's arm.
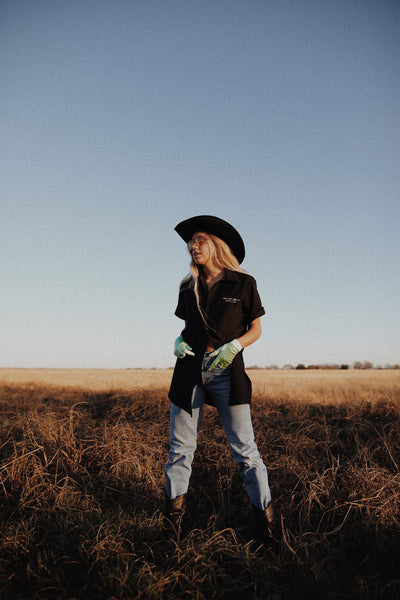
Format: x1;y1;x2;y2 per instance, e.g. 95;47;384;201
237;318;262;349
208;318;262;370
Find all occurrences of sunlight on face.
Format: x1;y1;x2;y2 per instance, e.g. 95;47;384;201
188;232;214;265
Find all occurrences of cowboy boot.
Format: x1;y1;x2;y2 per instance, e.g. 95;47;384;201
252;502;278;545
165;494;187;531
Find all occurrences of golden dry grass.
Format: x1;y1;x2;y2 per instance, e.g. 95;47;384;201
0;368;172;391
1;367;399;401
0;370;399;599
250;368;400;403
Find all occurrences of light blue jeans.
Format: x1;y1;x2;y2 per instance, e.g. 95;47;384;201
165;354;272;510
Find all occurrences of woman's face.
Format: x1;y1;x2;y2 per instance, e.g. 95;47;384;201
188;231;215;266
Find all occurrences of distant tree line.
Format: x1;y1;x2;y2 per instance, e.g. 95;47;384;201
250;361;400;370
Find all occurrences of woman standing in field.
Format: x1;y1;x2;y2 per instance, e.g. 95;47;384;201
165;215;274;541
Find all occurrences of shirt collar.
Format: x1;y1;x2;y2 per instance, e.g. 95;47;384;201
199;268;239;286
224;269;240;282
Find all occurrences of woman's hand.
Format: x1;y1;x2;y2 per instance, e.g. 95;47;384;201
208;339;242;370
174;335;195;358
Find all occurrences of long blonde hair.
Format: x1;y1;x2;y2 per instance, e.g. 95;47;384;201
181;234;247;328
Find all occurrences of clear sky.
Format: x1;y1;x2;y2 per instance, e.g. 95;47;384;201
2;0;399;369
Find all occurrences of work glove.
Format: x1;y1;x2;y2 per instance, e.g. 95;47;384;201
174;335;195;359
208;339;242;371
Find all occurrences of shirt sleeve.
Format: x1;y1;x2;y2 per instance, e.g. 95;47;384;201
174;288;187;320
246;277;265;322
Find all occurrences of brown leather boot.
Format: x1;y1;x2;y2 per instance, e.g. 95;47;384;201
252;502;278;545
165;494;187;530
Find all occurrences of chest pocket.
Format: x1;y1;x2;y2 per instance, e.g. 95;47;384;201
210;296;243;323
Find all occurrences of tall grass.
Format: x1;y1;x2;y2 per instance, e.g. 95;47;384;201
0;379;399;599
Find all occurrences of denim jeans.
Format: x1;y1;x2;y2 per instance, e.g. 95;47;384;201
165;353;272;510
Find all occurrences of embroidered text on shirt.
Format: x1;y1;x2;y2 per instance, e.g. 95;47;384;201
223;297;240;304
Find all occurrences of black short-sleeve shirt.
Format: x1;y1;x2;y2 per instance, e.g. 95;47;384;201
169;269;265;413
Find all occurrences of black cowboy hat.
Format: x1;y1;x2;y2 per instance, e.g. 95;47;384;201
175;215;245;264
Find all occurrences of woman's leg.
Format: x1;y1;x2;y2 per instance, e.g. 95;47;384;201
204;367;271;510
164;386;204;499
218;402;272;510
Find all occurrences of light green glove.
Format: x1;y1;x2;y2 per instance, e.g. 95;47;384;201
208;339;242;370
174;335;195;359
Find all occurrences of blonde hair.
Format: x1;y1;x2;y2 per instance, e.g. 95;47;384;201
181;234;247;329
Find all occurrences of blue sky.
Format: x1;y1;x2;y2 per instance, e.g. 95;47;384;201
2;0;399;369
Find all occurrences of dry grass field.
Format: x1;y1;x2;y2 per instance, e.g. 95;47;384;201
1;367;399;401
0;369;399;599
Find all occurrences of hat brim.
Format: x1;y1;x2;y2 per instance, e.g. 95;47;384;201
175;215;245;264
